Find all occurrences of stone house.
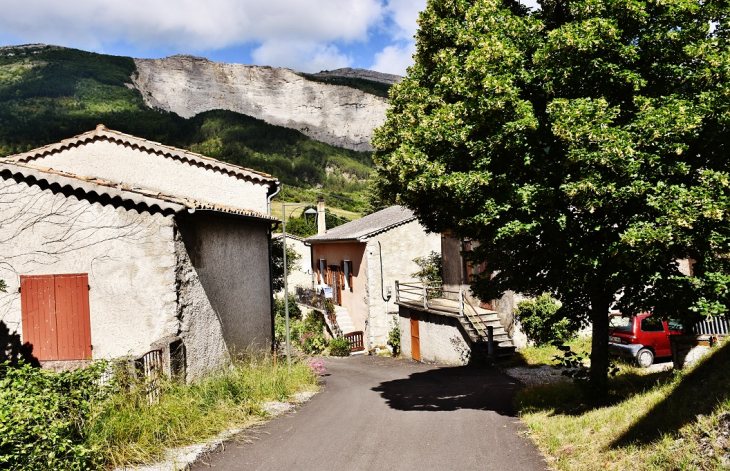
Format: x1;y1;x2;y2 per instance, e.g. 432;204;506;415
0;125;279;380
272;232;313;297
306;206;441;349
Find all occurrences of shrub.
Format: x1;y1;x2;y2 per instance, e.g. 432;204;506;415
387;318;401;356
329;337;351;357
513;294;576;346
301;333;328;354
411;251;443;285
273;294;302;320
303;310;325;335
0;361;109;470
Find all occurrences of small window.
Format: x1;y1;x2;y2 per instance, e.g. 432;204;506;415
641;316;665;332
318;259;327;284
343;260;352;290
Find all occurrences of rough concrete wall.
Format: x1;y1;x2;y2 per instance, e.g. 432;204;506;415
179;212;273;356
173;227;229;382
397;306;471;365
310;242;367;331
366;221;441;348
494;291;528;349
30;140;270;213
133;56;389;151
274;235;312;298
0;178;178;361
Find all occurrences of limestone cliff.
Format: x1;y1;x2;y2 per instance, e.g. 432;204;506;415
133;56;391;151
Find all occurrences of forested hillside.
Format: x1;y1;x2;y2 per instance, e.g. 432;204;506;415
0;45;379;212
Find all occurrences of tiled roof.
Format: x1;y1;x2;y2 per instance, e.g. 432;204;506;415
306;206;417;243
0;161;278;221
1;124;277;184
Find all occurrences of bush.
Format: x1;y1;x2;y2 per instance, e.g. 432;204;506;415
273;295;302;320
411;251;443;285
300;333;328;354
387;318;401;356
0;361;109;470
513;294;576;346
329;337;351;357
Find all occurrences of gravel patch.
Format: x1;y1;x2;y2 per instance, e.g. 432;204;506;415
504;365;573;387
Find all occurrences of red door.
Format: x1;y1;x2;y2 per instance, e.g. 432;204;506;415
411;312;421;361
21;274;91;361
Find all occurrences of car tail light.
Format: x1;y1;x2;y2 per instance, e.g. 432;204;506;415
628;336;637;344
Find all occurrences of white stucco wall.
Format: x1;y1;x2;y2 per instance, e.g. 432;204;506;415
27;140;270;213
0;178;179;361
365;221;441;348
273;234;312;297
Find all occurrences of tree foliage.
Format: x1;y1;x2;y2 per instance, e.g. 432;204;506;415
514;294;576;346
373;0;730;384
271;237;302;293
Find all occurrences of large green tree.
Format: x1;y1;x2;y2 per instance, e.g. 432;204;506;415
373;0;730;384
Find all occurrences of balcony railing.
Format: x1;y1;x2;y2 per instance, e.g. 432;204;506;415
395;280;495;352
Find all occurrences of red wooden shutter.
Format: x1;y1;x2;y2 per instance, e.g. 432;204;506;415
20;274;91;361
21;276;57;361
54;274;91;361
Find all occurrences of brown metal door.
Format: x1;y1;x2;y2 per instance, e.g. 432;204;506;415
20;274;91;361
410;312;421;361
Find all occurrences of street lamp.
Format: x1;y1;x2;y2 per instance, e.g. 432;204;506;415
281;201;317;370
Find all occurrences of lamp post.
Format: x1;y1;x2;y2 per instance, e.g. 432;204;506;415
281;201;317;370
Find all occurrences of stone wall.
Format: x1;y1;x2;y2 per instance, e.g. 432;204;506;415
398;305;472;365
365;222;442;348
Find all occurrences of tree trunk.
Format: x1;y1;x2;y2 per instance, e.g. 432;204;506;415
589;292;612;387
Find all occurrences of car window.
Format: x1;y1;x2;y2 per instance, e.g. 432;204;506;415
641;316;665;332
609;316;632;331
667;319;684;331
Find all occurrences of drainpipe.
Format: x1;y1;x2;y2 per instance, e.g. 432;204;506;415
317;197;326;235
377;240;392;348
267;182;282;216
265;182;281;350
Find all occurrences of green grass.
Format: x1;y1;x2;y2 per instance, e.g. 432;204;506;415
85;355;318;468
514;339;730;470
503;337;592;368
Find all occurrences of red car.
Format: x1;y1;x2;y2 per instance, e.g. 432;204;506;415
608;313;684;367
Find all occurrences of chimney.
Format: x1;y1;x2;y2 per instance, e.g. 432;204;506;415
317;197;326;235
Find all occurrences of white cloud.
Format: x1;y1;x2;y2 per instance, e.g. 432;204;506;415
252;40;351;73
384;0;426;41
0;0;383;52
370;42;416;76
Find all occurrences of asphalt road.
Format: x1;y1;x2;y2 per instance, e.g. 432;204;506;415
191;355;547;471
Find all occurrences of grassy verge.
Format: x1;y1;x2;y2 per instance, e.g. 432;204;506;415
0;356;319;470
513;339;730;470
505;337;592;367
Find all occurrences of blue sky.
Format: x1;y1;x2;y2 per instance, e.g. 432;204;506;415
0;0;540;75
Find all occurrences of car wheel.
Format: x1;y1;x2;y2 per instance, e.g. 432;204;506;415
637;348;654;368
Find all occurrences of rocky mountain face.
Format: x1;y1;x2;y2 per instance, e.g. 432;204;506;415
311;68;402;85
133;56;393;151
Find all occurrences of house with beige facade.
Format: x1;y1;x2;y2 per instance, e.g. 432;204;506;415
306;206;441;349
0;125;279;380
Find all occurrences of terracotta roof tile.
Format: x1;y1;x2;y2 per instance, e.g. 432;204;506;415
2;124;277;184
0;161;278;221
